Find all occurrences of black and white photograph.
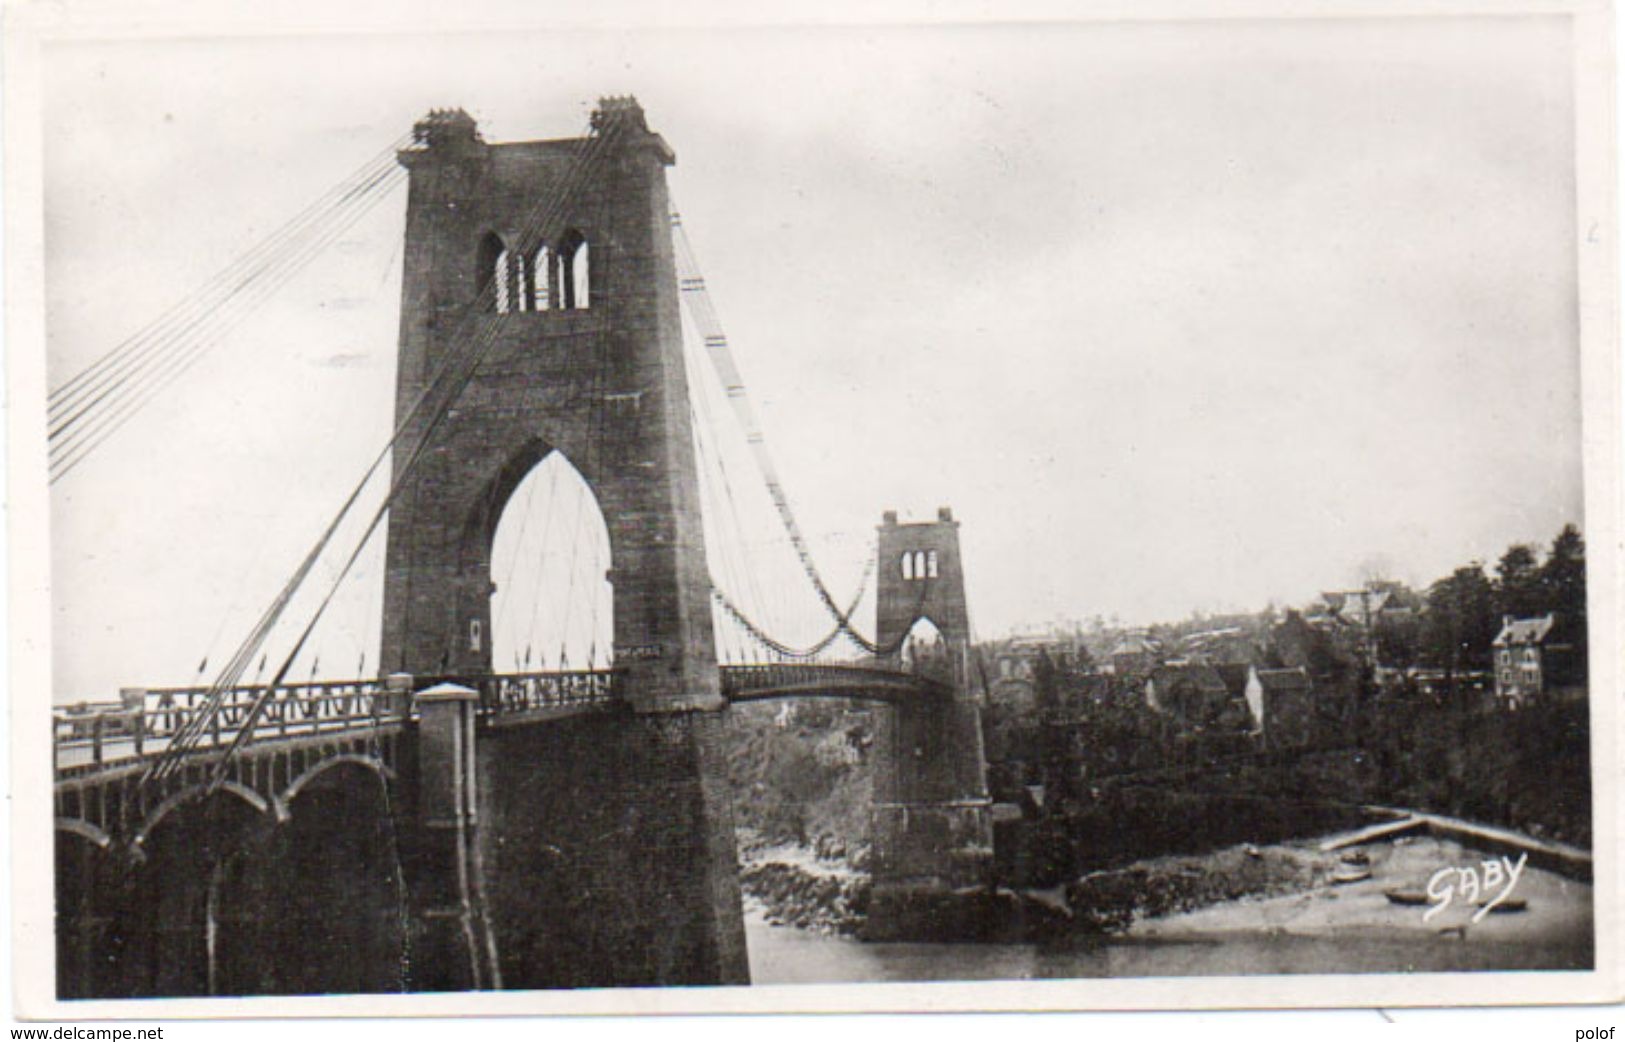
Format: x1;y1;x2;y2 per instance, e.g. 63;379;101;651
10;0;1619;1018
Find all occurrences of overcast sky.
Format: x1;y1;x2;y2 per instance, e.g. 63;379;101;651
41;14;1585;699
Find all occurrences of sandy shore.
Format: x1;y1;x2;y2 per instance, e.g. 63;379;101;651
1133;834;1592;948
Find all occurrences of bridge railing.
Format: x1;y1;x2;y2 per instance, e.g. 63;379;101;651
466;669;619;717
52;670;626;777
52;680;405;776
720;661;952;699
53;661;937;778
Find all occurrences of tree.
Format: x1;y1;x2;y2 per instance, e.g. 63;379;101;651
1494;543;1543;620
1373;612;1421;669
1421;564;1497;676
1540;524;1588;668
1540;524;1587;624
1033;647;1058;711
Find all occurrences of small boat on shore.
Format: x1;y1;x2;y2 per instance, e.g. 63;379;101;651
1330;868;1373;885
1478;898;1528;914
1384;888;1430;906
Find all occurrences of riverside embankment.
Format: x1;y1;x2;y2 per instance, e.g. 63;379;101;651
743;832;1593;983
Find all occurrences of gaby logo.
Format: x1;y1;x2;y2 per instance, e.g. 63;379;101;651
1423;852;1529;923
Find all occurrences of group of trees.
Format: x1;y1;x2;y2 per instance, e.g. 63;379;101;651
977;523;1592;866
1050;524;1587;680
1411;523;1586;674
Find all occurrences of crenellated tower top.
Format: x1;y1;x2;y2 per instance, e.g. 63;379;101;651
411;108;482;151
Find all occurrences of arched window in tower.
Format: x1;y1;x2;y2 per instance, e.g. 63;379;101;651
927;550;940;578
513;252;530;312
494;247;512;313
531;244;553;311
900;552;915;581
559;229;590;310
476;232;511;313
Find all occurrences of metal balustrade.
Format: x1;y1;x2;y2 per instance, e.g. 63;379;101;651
52;680;407;777
470;669;619;716
52;662;941;781
721;662;950;702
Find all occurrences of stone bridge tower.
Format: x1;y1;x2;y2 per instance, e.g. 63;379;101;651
380;101;747;987
382;101;717;710
867;508;993;940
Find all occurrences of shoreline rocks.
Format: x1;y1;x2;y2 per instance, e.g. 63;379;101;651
1065;842;1335;933
739;847;871;936
738;834;1341;943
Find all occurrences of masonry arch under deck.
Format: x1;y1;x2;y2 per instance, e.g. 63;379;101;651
117;787;276;996
206;758;408;995
133;780;282;851
279;752;396;806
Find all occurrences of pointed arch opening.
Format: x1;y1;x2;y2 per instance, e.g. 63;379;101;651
489;451;613;673
476;232;512;314
494;246;513;313
530;243;554;311
900;616;946;669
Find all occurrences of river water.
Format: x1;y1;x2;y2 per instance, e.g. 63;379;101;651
744;836;1594;983
745;916;1591;983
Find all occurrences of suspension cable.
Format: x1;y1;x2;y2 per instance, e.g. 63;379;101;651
197;116;622;774
147;113;628;787
49;133;412;410
672;203;889;654
51;152;410;482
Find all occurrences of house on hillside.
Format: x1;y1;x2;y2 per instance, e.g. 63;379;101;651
1492;613;1585;708
1273;610;1358;676
1179;626;1267;666
988;673;1038;713
1213;663;1253;709
1145;663;1253;734
986;644;1039;711
1270;610;1362;729
1244;666;1314;749
1317;582;1422;668
1108;631;1162;678
1321;582;1416;628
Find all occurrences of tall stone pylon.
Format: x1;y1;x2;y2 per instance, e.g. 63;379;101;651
867;508;995;940
380;100;747;987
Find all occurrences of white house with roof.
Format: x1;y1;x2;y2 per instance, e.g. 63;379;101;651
1492;613;1581;707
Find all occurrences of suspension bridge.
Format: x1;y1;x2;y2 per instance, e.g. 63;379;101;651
51;98;993;997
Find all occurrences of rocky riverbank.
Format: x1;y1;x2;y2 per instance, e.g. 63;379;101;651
739;836;871;935
725;703;1358;941
739;832;1347;941
1066;842;1339;933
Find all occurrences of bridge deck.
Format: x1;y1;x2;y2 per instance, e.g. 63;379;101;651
53;662;947;784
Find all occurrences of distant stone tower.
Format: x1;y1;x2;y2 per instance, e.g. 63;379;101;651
379;100;747;987
875;507;972;652
866;507;993;940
